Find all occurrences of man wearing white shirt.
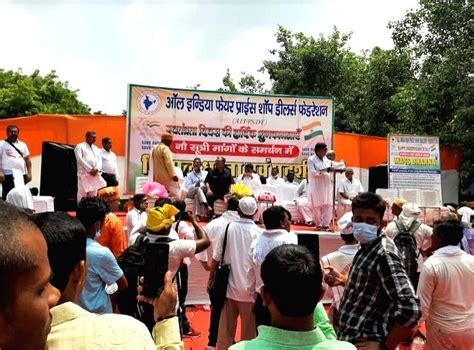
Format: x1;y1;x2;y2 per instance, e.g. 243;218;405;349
236;163;262;194
184;158;210;218
248;206;297;327
307;143;334;230
198;197;240;350
295;178;313;226
284;170;298;186
0;125;32;200
417;219;474;349
385;203;433;288
125;194;147;242
266;167;285;186
211;197;262;350
337;168;364;217
74;131;106;203
100;137;120;187
321;212;358;323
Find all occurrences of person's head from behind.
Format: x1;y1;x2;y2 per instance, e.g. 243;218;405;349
33;212;87;304
286;170;295;183
97;186;120;212
431;219;464;250
102;137;112;151
6;124;19;142
261;244;323;320
146;204;180;236
76;197;108;237
155;197;172;207
338;212;357;244
133;194;147;212
238;196;258;219
227;196;239;212
172;199;188;221
160;132;174;147
391;197;407;217
85;131;96;145
0;202;60;350
351;192;385;245
314;142;327;159
263;206;292;232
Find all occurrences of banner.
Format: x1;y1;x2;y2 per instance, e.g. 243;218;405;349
126;85;334;192
388;134;442;204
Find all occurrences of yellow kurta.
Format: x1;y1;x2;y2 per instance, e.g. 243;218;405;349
151;143;176;185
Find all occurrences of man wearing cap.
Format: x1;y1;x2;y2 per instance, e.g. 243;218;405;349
150;133;180;198
391;197;407;218
321;212;359;323
74;131;107;203
210;196;263;350
385;203;433;288
96;187;127;257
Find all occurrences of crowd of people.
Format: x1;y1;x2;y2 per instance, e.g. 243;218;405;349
0;127;473;350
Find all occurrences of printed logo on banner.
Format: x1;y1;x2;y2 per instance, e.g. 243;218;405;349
137;91;162;115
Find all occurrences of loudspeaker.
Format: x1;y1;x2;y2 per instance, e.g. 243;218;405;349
40;141;77;211
368;164;388;193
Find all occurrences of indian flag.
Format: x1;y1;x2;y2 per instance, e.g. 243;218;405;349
302;121;324;141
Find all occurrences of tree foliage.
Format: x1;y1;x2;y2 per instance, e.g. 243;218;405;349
0;69;91;118
220;68;268;94
220;0;472;190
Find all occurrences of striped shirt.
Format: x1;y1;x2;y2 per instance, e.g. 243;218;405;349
334;235;421;343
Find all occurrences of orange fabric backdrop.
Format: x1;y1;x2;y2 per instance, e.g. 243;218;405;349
0;114;460;170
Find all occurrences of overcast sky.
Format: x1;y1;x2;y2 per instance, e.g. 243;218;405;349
0;0;419;114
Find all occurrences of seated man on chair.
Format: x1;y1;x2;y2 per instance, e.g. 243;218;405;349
337;168;364;218
184;157;210;220
205;157;234;215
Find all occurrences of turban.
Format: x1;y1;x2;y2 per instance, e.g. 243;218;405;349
97;187;120;201
147;204;180;232
393;197;407;208
161;132;174;141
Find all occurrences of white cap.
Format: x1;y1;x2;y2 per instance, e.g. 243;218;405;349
239;196;258;216
401;203;421;217
337;212;353;235
457;206;474;224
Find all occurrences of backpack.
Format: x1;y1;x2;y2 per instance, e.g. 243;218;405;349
116;234;174;332
393;219;421;284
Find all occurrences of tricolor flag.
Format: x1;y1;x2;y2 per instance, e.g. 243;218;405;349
302;121;324;141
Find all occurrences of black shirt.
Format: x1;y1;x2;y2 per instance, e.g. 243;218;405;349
205;168;234;199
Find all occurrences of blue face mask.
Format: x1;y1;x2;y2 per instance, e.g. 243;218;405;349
352;222;379;244
94;223;101;239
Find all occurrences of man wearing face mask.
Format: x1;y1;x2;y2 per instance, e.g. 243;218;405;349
76;197;128;314
330;192;421;350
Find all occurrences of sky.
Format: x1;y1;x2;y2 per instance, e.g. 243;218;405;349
0;0;419;114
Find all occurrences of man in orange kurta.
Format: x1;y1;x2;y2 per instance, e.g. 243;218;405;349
150;133;180;198
96;187;126;257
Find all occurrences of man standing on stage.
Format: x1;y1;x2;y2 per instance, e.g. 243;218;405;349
100;137;120;187
307;142;334;231
150;132;180;198
74;131;106;203
0;125;32;200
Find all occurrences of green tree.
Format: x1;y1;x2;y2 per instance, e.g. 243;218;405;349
219;68;268;94
0;69;91;118
389;0;473;190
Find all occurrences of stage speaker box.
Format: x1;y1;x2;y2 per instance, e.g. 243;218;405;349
368;164;388;193
40;141;77;211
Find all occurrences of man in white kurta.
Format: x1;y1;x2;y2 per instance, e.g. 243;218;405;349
337;168;364;217
295;178;313;225
74;131;106;203
307;142;333;230
417;219;474;349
